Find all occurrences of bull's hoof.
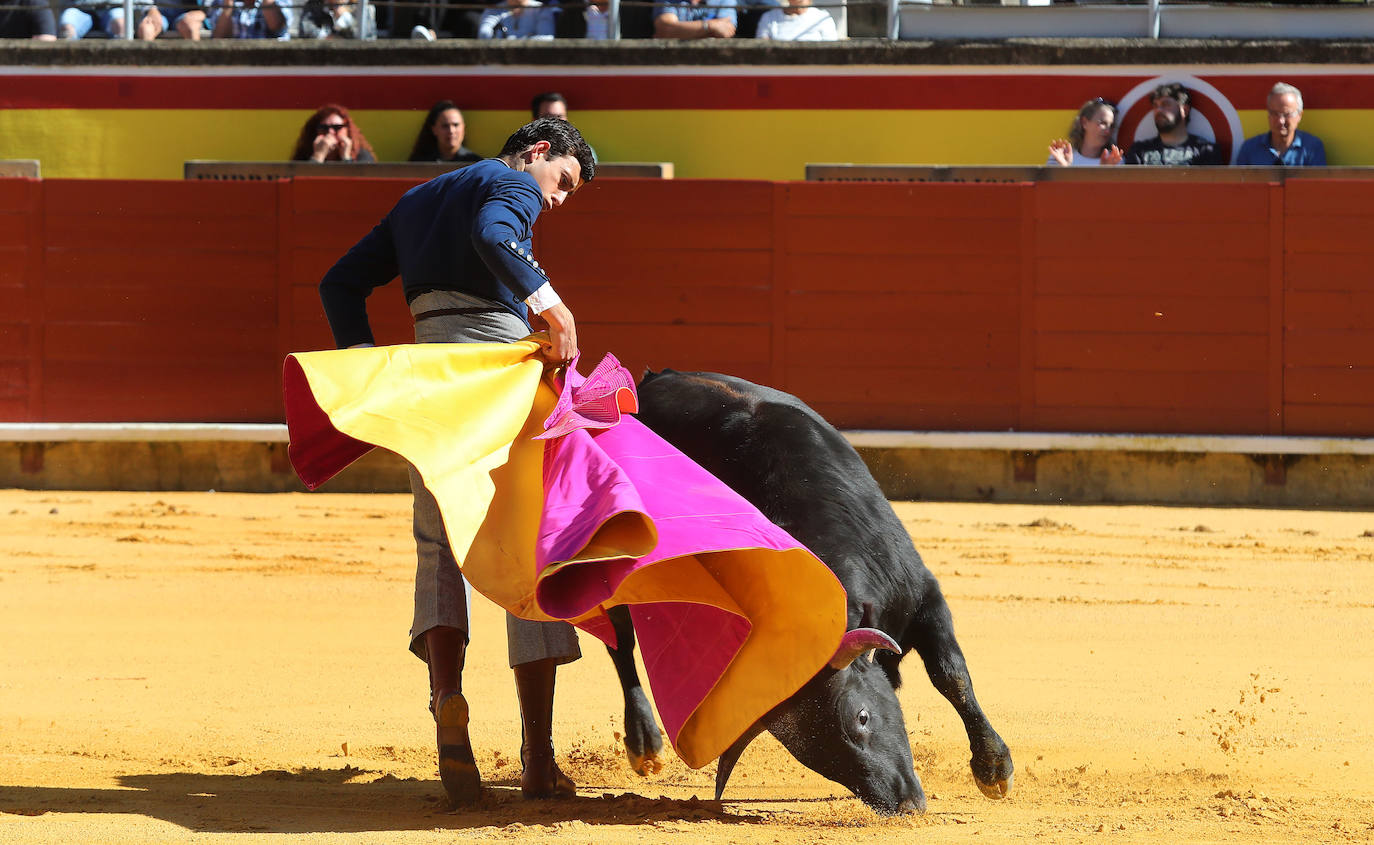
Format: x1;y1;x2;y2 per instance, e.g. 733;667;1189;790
975;771;1013;799
623;690;665;776
970;734;1013;799
628;748;664;776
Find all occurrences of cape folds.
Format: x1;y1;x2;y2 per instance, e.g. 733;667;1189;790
282;340;847;767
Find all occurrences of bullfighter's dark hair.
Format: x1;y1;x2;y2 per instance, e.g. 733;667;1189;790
500;117;596;183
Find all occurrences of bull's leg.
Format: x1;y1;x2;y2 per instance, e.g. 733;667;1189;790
605;605;664;775
905;589;1013;799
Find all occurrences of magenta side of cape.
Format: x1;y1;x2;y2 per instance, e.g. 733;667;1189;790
536;417;804;612
534;415;814;750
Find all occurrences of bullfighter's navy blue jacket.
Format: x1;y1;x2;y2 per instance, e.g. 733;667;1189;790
319;158;551;349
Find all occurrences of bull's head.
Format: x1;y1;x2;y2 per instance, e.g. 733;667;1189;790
715;618;926;815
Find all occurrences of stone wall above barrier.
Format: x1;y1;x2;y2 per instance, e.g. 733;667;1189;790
6;38;1374;68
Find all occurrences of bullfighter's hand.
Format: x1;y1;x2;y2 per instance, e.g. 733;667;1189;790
537;302;578;368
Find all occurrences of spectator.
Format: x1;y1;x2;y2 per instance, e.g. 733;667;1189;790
583;0;607;38
654;0;735;39
208;0;291;38
392;1;480;41
531;92;567;120
1123;82;1224;166
0;0;57;38
478;0;557;39
755;0;836;41
409;101;483;163
1236;82;1326;167
298;0;374;37
1047;98;1123;167
530;91;598;160
292;105;376;163
58;2;192;39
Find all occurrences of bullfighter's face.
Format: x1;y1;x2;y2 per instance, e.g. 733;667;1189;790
520;144;584;212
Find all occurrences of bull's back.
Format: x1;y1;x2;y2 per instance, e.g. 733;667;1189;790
635;370;859;505
635;370;925;599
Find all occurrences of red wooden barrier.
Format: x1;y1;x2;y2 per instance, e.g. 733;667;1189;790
1283;180;1374;435
39;180;281;422
0;178;39;421
1032;180;1275;434
6;176;1374;436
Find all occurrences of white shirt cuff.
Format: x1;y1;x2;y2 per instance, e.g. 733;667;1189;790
524;282;562;314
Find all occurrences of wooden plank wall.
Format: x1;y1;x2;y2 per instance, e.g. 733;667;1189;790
777;182;1023;430
1283;180;1374;436
0;178;38;421
1031;182;1274;434
283;178;415;357
38;181;281;422
5;176;1374;436
540;179;778;387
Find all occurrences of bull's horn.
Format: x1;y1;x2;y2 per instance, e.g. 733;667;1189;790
715;719;768;801
828;627;901;670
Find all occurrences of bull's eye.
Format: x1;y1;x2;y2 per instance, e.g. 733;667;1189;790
858;708;869;727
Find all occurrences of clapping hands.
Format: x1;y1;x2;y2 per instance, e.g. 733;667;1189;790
1048;139;1124;167
1048;138;1074;167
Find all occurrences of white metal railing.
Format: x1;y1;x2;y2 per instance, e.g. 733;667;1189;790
64;0;1370;42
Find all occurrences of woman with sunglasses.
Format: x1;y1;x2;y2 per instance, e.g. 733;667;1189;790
292;105;377;164
1047;98;1123;167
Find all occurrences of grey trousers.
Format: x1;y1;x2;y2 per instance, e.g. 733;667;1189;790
406;290;581;669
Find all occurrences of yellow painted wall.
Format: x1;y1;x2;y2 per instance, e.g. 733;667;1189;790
1;107;1369;180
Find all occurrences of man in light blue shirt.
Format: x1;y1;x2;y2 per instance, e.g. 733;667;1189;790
1236;82;1327;167
478;0;557;39
653;0;735;38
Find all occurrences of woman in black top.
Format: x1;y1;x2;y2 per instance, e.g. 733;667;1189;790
409;101;484;163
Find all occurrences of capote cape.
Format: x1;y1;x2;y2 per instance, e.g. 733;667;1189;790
282;340;847;768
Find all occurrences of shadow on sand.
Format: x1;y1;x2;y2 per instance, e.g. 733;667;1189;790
0;767;769;834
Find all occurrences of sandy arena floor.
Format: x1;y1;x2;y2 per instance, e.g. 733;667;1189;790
1;490;1372;844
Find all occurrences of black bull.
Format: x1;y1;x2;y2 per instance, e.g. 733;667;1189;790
603;369;1014;814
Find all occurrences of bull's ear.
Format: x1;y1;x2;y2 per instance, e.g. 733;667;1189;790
827;627;901;670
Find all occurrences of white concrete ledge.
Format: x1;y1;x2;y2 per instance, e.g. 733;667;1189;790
843;430;1374;455
4;423;1374;455
0;423;291;443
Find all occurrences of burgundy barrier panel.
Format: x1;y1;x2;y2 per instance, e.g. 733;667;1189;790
0;178;39;421
1282;180;1374;436
5;176;1374;436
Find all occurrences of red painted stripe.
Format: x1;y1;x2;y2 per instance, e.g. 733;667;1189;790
7;72;1374;111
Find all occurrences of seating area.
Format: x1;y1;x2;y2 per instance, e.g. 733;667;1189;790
25;0;1374;42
